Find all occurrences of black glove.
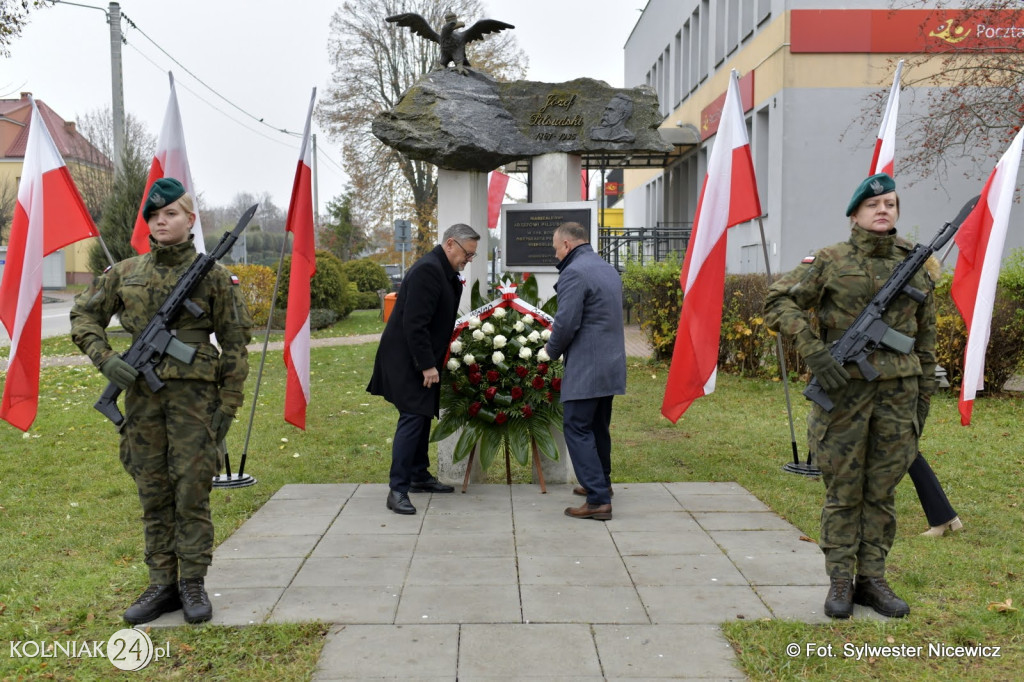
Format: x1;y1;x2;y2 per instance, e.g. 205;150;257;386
916;395;931;435
210;406;236;444
99;356;138;390
804;348;850;393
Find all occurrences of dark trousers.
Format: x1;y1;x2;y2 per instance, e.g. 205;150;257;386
908;452;957;527
389;411;433;492
563;396;614;506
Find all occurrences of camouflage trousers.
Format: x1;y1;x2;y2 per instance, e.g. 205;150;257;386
809;376;920;579
119;379;220;584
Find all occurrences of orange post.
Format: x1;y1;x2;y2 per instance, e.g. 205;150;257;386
383;292;398;323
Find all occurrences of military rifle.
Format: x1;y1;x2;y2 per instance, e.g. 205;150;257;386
94;204;258;427
804;195;979;412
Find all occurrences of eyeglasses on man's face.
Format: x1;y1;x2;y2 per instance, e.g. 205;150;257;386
452;239;476;261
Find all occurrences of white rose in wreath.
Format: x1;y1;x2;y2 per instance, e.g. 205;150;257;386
492;351;505;364
468;316;482;329
519;347;532;360
537;348;551;362
447;358;460;371
493;335;507;349
482;322;495;335
463;354;476;365
472;329;485;341
492;307;507;318
450;339;463;354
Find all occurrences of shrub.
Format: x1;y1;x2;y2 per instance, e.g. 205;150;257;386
621;257;683;361
934;274;1024;392
270;308;339;330
354;290;382;310
719;275;778;379
276;250;354;320
339;258;391;293
228;263;276;327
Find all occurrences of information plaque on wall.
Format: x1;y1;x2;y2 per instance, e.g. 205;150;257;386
500;201;597;273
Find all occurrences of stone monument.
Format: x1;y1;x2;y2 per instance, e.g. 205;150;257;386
374;16;670;485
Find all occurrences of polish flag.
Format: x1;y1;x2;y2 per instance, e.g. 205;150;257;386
662;71;762;423
950;127;1024;425
869;60;903;177
487;171;510;230
283;89;317;429
1;98;99;431
131;72;205;254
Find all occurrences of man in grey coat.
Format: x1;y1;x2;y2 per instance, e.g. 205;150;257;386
543;222;627;520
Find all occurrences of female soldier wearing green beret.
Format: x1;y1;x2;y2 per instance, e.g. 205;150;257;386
764;173;936;620
71;178;252;625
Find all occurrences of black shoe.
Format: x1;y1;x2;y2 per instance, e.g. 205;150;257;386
123;584;181;624
409;476;455;493
386;490;417;514
824;577;854;619
178;578;213;624
854;575;910;618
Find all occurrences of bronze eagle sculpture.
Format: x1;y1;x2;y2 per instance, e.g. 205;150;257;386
386;11;514;75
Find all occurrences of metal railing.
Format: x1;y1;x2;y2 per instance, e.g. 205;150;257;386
598;222;692;270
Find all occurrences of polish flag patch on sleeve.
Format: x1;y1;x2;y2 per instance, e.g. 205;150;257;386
230;274;240;285
801;255;816;264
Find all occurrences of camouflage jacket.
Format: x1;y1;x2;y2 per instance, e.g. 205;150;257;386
764;226;937;395
70;236;253;407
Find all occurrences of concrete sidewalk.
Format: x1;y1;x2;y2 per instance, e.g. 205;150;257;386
148;481;887;680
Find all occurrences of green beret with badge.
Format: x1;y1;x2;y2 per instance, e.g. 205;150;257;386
846;172;896;216
142;177;187;220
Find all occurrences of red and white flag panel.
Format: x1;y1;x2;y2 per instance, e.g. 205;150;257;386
662;71;762;423
283;88;317;429
870;60;903;177
950;126;1024;426
1;98;98;431
487;171;510;230
131;72;205;254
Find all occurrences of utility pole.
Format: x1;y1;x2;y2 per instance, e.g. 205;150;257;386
108;2;125;174
54;1;125;173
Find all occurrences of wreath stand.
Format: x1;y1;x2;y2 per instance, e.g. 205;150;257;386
461;439;548;494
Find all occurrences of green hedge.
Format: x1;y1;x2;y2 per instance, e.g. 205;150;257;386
622;251;1024;391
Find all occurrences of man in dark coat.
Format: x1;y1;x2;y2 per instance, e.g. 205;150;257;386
368;223;481;514
543;222;627;520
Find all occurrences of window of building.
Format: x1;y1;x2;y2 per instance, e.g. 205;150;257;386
728;0;740;54
714;0;726;66
758;0;771;25
674;31;682;107
741;0;755;40
690;10;701;91
755;105;770;211
699;0;710;81
682;21;692;95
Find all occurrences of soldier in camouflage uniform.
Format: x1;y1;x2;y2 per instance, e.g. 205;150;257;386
71;178;252;625
764;173;936;620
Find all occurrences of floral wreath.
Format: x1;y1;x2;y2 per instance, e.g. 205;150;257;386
430;282;563;471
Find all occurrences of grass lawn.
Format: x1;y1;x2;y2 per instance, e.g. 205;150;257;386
1;308;1021;680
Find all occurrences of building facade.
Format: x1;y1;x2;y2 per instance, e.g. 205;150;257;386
624;0;1024;276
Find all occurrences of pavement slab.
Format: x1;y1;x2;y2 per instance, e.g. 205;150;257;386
165;481;851;680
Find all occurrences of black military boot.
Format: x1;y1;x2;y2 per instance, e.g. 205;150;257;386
854;575;910;618
123;584;181;624
824;577;854;619
178;577;213;624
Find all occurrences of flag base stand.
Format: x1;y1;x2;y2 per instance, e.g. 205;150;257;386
213;472;257;488
212;445;257;488
782;461;822;477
